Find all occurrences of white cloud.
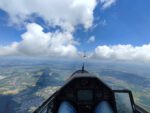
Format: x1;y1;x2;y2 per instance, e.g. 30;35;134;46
2;0;145;62
92;44;150;62
0;0;99;58
2;27;150;62
0;23;78;57
0;42;19;56
100;0;116;9
0;0;116;58
0;0;97;31
87;36;95;43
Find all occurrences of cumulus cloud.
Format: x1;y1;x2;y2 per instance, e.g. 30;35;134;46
92;44;150;62
0;23;78;57
0;42;19;56
0;0;129;61
2;26;150;62
100;0;116;9
0;0;97;31
87;36;95;43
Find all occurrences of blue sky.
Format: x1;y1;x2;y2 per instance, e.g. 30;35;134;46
1;0;150;47
76;0;150;50
0;0;150;62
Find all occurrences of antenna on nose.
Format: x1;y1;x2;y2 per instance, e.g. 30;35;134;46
81;51;86;72
82;63;84;72
83;50;86;58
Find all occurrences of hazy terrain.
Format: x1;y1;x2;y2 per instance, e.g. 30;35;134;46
0;58;149;113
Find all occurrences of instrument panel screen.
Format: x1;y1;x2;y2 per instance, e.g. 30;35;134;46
77;90;93;101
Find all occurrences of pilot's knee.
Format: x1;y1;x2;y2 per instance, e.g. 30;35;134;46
58;101;76;113
95;101;114;113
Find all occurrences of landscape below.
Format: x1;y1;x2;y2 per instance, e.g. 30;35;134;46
0;58;149;113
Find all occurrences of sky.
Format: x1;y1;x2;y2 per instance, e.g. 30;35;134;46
0;0;150;62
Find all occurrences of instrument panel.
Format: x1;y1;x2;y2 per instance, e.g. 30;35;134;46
57;76;116;113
